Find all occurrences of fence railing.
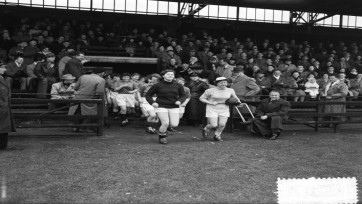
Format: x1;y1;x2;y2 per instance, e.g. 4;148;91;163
11;94;105;136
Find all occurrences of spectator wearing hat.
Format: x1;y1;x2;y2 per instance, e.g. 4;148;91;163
320;74;349;127
34;52;58;98
0;66;16;150
215;59;234;79
255;71;271;98
50;74;76;99
200;77;241;141
191;63;219;85
175;62;191;80
23;39;40;66
26;54;44;91
8;40;27;61
230;64;260;101
63;51;88;79
205;55;219;71
4;54;27;91
68;67;106;133
278;58;296;76
158;46;181;73
185;72;209;127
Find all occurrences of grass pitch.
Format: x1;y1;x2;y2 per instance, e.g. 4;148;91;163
1;123;361;203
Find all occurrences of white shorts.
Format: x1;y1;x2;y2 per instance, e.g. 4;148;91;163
140;97;155;112
155;107;180;114
115;94;136;107
179;106;185;114
206;104;230;118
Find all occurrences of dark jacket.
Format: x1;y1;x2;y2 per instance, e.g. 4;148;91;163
255;98;290;119
0;76;15;133
63;58;84;79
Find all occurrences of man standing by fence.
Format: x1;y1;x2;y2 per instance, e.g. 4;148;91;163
0;66;15;150
68;67;106;133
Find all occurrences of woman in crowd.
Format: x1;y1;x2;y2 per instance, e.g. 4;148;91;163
200;77;241;141
113;72;138;126
145;69;186;144
286;71;306;102
137;73;161;134
185;72;209;126
322;74;349;126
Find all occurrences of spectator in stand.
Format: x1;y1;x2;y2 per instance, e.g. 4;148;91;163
205;55;219;71
278;58;296;76
255;71;271;98
50;74;76;99
8;40;27;61
286;71;306;102
58;48;75;79
200;77;241;141
145;69;186;145
26;54;44;91
270;70;288;97
185;72;209;127
215;59;234;79
4;54;27;91
304;75;319;100
63;51;88;79
251;90;290;140
34;52;58;98
321;74;349;127
230;65;260;101
0;31;15;63
348;73;362;100
158;46;181;72
191;63;219;85
198;45;210;69
0;66;15;150
23;39;40;66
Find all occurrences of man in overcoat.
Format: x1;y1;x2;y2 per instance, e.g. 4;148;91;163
251;90;290;140
230;64;260;101
0;67;16;149
68;67;106;132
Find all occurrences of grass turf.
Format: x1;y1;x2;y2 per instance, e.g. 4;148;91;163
1;124;361;203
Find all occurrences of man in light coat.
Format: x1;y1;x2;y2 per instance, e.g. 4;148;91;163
230;64;260;101
68;67;106;132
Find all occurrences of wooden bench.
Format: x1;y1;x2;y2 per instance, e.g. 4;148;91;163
229;100;362;133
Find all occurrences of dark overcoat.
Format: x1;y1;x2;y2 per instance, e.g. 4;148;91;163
0;76;16;133
251;98;290;136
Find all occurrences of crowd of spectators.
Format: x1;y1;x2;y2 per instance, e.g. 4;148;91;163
0;16;361;127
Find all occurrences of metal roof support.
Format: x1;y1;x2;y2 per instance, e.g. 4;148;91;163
178;2;207;17
291;11;335;25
